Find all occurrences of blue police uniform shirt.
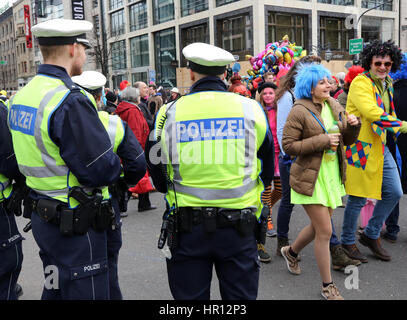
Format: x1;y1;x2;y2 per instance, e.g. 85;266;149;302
32;64;121;192
117;122;147;185
0;102;22;181
146;76;275;193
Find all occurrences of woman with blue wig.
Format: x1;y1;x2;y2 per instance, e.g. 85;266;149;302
281;64;361;300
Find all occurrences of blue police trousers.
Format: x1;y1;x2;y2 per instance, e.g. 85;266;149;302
31;210;110;300
166;224;260;300
0;205;23;300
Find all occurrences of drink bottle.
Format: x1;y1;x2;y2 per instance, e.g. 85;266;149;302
325;121;339;161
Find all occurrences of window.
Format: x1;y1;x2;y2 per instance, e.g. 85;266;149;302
362;17;394;43
216;0;240;7
154;28;176;87
320;16;353;57
181;0;208;17
361;0;392;11
268;12;308;48
109;0;123;11
130;34;149;68
132;72;148;84
93;15;100;37
129;1;148;32
111;10;125;37
93;0;98;8
216;13;253;61
180;23;209;66
317;0;354;5
111;40;126;70
112;74;127;91
153;0;174;25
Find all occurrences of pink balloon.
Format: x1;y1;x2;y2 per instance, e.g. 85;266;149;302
257;60;263;68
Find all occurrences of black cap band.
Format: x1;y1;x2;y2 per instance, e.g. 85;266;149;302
188;61;226;76
38;33;86;46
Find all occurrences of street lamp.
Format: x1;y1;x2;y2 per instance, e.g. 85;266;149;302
325;49;333;63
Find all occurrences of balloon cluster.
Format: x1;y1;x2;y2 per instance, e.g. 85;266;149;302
244;35;307;82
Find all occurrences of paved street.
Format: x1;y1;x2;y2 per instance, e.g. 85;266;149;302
16;192;407;300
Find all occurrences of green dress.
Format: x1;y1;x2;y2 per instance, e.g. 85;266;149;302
291;101;346;209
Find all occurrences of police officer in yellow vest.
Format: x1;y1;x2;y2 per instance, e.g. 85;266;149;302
8;19;123;300
0;96;24;300
72;70;146;299
146;43;275;300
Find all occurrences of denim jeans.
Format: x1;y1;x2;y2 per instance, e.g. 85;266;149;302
276;155;341;246
341;146;403;244
384;202;400;239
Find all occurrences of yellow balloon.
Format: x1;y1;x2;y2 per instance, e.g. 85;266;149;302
275;50;283;58
245;55;253;60
300;50;307;58
284;52;292;64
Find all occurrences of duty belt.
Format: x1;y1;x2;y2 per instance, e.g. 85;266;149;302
177;207;257;236
29;197;113;236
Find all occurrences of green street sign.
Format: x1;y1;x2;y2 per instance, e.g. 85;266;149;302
349;38;364;55
0;60;7;65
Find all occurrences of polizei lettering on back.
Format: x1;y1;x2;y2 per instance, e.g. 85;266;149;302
176;117;245;143
8;104;37;136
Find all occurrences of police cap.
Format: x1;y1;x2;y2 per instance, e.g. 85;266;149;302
182;43;235;76
32;19;93;49
72;71;106;93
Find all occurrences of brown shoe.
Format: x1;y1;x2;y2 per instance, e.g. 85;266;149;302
330;244;361;271
277;238;301;261
341;244;368;263
359;232;391;261
281;246;301;275
321;283;344;300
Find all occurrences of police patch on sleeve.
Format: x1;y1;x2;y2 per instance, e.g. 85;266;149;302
176;117;245;143
8;105;37;136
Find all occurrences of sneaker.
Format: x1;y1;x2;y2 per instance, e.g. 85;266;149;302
330;244;361;271
321;283;344;300
120;212;128;218
266;229;277;237
276;237;289;256
280;246;301;275
257;244;272;263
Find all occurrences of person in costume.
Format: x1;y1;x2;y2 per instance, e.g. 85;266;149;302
281;64;361;300
340;40;407;263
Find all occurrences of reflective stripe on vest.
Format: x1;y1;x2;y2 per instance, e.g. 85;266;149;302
158;91;268;217
98;111;124;154
0;176;12;201
8;75;103;206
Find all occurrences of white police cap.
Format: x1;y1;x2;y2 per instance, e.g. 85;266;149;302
72;71;106;91
182;42;235;75
32;19;93;48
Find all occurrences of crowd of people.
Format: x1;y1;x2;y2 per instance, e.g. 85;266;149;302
1;17;407;302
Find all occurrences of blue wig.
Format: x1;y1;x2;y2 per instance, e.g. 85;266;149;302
294;64;331;100
389;52;407;81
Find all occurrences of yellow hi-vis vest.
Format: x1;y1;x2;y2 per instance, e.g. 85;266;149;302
0;174;12;202
155;91;268;219
8;75;109;208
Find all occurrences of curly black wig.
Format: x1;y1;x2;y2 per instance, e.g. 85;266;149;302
360;40;403;73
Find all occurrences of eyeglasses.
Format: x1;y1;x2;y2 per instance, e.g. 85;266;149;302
374;61;393;68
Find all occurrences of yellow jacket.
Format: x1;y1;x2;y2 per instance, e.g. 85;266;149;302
345;73;402;199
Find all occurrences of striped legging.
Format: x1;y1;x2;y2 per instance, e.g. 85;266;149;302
261;177;282;222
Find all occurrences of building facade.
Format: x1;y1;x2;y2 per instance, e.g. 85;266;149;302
14;0;36;89
98;0;400;90
0;7;17;91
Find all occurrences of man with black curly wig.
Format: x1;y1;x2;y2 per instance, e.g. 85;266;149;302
340;40;407;263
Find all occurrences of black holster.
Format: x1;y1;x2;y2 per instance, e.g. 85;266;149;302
236;208;257;237
166;214;178;249
5;184;30;217
255;205;269;244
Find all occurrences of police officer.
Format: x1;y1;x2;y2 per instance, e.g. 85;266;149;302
0;95;24;300
8;19;122;300
146;43;275;300
72;70;146;299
